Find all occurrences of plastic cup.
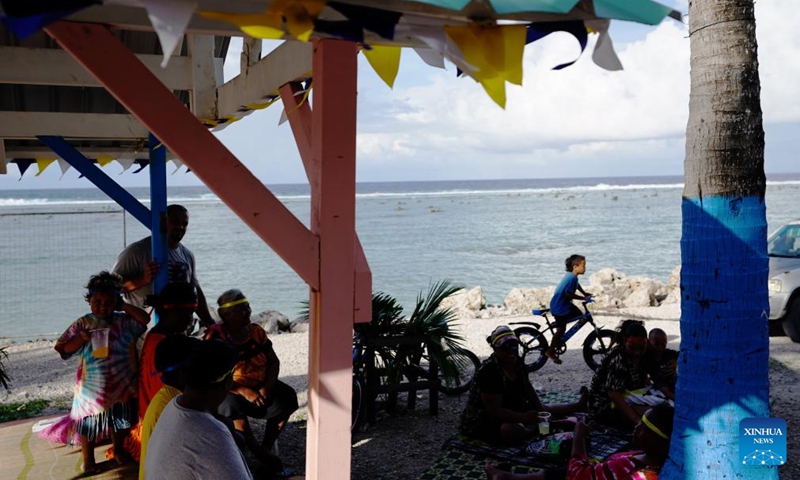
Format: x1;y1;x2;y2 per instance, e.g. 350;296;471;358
537;412;551;435
91;328;110;359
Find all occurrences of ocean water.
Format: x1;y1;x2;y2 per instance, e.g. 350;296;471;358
2;175;799;340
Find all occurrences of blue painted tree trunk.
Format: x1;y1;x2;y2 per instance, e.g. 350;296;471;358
660;0;777;478
661;197;775;479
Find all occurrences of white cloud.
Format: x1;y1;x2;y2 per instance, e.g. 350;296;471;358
352;0;799;176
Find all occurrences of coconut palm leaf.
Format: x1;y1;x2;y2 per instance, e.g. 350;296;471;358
402;279;468;388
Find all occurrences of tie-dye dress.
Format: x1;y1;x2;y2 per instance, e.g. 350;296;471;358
46;312;146;444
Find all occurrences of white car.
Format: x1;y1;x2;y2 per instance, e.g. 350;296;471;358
768;219;800;342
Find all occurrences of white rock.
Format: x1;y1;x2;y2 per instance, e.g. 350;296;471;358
252;310;290;334
440;286;486;319
503;287;554;315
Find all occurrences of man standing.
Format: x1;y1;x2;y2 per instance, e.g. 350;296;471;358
113;204;214;328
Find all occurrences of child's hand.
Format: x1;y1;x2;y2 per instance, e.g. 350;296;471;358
143;260;161;285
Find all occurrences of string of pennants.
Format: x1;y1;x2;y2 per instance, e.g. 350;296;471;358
1;0;681;110
1;156;190;180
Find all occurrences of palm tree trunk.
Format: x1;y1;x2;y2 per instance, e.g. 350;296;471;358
660;1;776;479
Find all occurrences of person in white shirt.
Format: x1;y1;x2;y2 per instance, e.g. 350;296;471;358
144;339;252;480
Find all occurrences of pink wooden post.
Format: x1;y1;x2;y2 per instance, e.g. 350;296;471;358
280;82;372;323
305;39;358;479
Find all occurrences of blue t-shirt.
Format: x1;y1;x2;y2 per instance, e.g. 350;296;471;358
550;272;579;316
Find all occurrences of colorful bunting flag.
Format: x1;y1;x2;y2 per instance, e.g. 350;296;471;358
35;158;56;176
200;0;326;42
444;24;526;108
327;2;401;40
56;158;71;178
116;156;136;173
132;159;149;174
526;21;587;70
0;5;96;39
586;19;622;71
14;159;35;179
363;46;401;88
96;154;115;167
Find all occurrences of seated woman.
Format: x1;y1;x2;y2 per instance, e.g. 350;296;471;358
459;326;587;445
205;289;298;474
486;402;675;480
588;319;651;428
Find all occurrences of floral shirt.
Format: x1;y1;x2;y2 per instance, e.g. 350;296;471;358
205;323;273;389
588;349;649;414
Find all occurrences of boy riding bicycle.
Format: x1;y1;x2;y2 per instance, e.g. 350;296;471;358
546;254;591;364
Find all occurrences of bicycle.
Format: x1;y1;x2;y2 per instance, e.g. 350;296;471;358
510;299;615;372
350;333;481;431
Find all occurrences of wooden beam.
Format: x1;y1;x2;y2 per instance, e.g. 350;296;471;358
3;146;151;159
0;46;196;90
188;35;218;120
0;112;148;139
241;36;262;72
45;21;320;289
217;41;312;119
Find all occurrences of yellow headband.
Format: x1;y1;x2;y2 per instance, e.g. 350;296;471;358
642;414;669;439
219;297;248;309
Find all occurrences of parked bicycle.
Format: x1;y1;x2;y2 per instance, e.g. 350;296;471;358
351;332;481;431
511;299;615;372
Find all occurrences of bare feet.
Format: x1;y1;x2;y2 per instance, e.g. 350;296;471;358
545;351;562;365
113;451;134;465
81;462;101;476
485;460;513;480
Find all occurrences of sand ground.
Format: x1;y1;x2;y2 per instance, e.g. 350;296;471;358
1;310;797;479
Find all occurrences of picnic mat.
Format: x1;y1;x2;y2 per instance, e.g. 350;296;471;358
416;391;631;480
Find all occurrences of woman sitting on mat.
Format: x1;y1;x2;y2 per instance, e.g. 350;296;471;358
486;402;675;480
459;326;587;445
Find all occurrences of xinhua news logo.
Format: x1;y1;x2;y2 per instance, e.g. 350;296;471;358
739;417;786;466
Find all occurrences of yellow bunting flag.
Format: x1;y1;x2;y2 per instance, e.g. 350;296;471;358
198;10;284;39
199;0;325;41
363;46;402;88
278;0;326;42
444;24;527;108
96;155;115;167
35;158;56;176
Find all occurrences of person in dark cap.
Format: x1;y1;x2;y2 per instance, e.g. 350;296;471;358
458;326;588;445
143;339;252;480
138;335;201;480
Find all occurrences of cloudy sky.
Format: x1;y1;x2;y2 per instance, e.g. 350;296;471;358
1;0;797;189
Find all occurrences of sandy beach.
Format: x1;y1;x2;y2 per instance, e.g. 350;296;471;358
1;303;798;479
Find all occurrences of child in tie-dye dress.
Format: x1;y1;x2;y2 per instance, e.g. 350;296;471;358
54;271;150;474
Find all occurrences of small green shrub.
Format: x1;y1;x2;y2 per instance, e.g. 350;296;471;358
0;399;50;423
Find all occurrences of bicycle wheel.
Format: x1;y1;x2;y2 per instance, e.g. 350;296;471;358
583;329;616;371
437;349;481;395
514;327;549;373
351;376;367;432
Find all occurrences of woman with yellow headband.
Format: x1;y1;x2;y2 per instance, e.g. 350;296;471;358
205;289;298;477
485;403;675;480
